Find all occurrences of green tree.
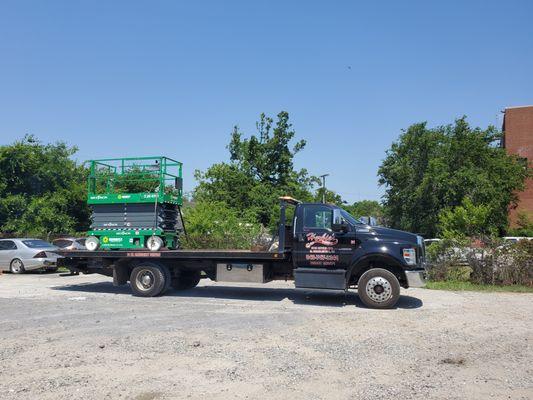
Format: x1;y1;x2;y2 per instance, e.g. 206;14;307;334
194;112;318;228
0;136;89;236
313;188;345;205
345;200;383;219
378;118;529;237
438;197;495;238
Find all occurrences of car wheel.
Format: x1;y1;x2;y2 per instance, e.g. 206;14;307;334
130;262;167;297
357;268;400;309
10;259;26;274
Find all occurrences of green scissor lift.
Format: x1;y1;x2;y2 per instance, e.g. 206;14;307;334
85;156;184;251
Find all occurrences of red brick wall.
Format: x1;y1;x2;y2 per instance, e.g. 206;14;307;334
503;106;533;227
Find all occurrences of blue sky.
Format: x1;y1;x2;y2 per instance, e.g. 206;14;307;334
1;1;532;202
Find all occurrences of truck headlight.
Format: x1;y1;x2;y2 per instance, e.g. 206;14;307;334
403;248;417;266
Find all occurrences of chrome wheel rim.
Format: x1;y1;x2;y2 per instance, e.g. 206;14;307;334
11;260;22;273
365;276;392;303
135;269;155;291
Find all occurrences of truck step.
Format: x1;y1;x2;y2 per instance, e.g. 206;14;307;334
294;268;346;290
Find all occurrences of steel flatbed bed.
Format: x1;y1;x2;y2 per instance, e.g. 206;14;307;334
58;247;294;296
58;249;287;261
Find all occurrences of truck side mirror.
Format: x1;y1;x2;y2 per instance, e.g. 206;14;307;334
332;209;349;233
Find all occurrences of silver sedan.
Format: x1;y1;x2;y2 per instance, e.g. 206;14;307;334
0;239;60;273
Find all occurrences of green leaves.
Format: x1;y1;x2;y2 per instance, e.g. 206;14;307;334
438;197;495;238
0;136;90;236
378;117;529;237
181;201;262;249
508;212;533;237
344;200;383;219
226;112;306;185
195;111;317;229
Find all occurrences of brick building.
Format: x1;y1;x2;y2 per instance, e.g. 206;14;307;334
502;105;533;227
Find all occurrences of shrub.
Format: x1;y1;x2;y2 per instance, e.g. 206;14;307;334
492;240;533;286
426;238;533;287
426;238;470;281
180;201;266;250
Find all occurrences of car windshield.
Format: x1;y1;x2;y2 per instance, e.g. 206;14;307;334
340;209;362;226
22;240;53;248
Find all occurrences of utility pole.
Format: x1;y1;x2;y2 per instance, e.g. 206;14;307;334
319;174;329;203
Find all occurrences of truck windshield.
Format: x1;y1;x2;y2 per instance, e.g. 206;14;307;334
340;209;362;226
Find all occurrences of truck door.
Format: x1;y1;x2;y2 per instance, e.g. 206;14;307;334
293;204;355;269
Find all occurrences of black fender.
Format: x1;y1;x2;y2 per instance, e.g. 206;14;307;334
346;252;407;287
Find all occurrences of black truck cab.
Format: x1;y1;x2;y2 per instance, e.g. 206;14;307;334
279;198;426;307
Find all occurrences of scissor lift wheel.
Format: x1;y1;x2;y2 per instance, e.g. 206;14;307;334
146;236;164;251
85;236;100;251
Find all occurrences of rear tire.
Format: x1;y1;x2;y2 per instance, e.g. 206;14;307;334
357;268;400;309
130;262;167;297
161;264;172;294
10;259;25;274
172;271;201;290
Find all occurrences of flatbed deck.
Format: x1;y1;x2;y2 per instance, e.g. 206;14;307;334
57;249;288;261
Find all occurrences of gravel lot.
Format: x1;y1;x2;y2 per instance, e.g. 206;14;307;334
0;272;532;400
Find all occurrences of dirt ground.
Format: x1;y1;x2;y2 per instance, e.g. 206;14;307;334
0;272;532;400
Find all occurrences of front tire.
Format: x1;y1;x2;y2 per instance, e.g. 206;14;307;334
357;268;400;309
130;262;167;297
10;259;25;274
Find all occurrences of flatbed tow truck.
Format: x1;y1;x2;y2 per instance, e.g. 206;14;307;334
59;197;426;309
